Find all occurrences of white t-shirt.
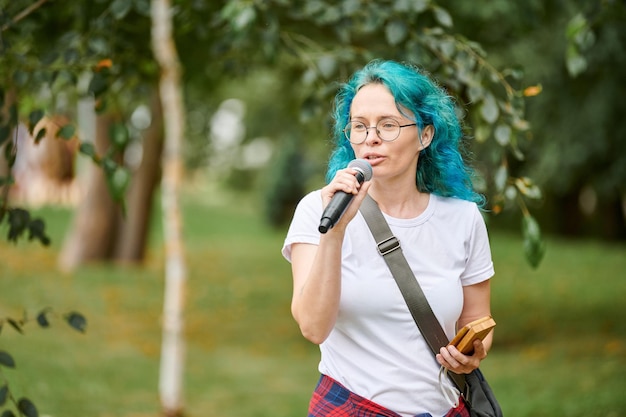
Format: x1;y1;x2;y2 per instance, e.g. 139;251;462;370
282;190;494;417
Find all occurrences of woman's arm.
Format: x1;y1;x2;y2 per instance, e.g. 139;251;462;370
436;279;493;374
290;171;371;344
290;235;344;344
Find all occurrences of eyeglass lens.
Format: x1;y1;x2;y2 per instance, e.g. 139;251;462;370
344;119;402;143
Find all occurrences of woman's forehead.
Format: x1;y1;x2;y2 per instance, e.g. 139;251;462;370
351;84;413;120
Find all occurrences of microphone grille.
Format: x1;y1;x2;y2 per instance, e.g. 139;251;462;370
348;159;373;181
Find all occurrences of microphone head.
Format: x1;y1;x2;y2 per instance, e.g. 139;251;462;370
348;159;373;181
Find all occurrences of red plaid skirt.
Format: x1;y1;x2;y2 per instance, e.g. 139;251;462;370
308;374;470;417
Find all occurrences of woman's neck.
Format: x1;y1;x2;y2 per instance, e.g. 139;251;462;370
368;182;430;219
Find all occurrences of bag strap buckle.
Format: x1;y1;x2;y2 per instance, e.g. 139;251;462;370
377;236;400;256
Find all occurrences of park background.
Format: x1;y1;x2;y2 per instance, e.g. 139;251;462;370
0;1;624;417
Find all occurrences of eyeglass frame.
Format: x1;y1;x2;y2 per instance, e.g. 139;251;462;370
343;118;418;144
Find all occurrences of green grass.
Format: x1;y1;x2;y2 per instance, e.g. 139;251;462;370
1;193;625;417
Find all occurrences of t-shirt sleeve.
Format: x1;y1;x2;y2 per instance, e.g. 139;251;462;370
281;190;323;262
461;204;495;286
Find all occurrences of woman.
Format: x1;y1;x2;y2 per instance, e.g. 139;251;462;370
282;60;495;417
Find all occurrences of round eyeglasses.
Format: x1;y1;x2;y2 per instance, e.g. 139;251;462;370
343;118;417;144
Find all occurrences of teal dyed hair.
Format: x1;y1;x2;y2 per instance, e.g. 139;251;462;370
326;60;484;206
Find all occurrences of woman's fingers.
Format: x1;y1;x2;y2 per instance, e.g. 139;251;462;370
322;169;364;204
436;340;486;374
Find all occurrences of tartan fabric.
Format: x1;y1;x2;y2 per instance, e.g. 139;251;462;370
308;374;470;417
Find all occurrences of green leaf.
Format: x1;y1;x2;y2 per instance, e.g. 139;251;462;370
0;351;16;368
7;209;30;244
17;398;38;417
474;124;491;143
494;124;511;146
57;125;76;140
480;92;499;124
566;13;587;39
88;37;109;55
106;166;131;202
515;177;542;200
411;0;430;13
109;123;129;149
28;110;45;135
432;5;453;28
79;143;97;159
133;0;151;15
6;319;22;334
565;45;587;78
0;384;8;406
385;20;408;46
316;55;337;79
36;310;51;328
110;0;133;19
494;164;508;192
102;157;118;174
301;68;317;86
34;128;46;144
467;84;485;104
233;6;256;31
65;312;87;333
88;72;109;98
28;219;50;246
522;214;546;269
438;38;456;60
392;0;411;12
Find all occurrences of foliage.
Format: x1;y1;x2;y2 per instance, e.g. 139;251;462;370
533;1;626;201
211;0;545;266
0;0;154;241
442;0;626;239
0;309;86;417
10;1;622;265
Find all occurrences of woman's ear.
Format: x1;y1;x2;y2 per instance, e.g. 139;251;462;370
419;125;435;150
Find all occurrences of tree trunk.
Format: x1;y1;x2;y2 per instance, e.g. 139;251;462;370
151;0;187;416
114;90;164;261
58;112;121;271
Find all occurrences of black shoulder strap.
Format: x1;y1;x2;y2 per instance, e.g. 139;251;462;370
359;194;466;391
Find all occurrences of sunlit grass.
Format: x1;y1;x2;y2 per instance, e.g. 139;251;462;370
0;193;625;417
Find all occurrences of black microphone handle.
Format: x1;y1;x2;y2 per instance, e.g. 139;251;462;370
318;170;366;234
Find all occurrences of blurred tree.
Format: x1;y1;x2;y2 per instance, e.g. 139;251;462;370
441;0;626;239
152;0;187;415
0;0;165;268
1;1;546;264
55;1;164;270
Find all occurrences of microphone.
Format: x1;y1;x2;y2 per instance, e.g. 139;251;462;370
318;159;373;234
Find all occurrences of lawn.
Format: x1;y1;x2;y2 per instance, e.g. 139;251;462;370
0;191;625;417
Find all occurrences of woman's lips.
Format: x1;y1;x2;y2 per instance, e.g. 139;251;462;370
362;154;384;165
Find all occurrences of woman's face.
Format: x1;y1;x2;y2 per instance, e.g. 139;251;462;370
349;83;430;182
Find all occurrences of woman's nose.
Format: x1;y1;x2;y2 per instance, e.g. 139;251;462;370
365;126;382;144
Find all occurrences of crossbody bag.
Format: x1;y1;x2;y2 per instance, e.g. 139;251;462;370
359;194;503;417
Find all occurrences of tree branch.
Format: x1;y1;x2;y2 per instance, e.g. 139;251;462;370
1;0;50;32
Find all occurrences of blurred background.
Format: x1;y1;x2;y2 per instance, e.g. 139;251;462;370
0;1;624;416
